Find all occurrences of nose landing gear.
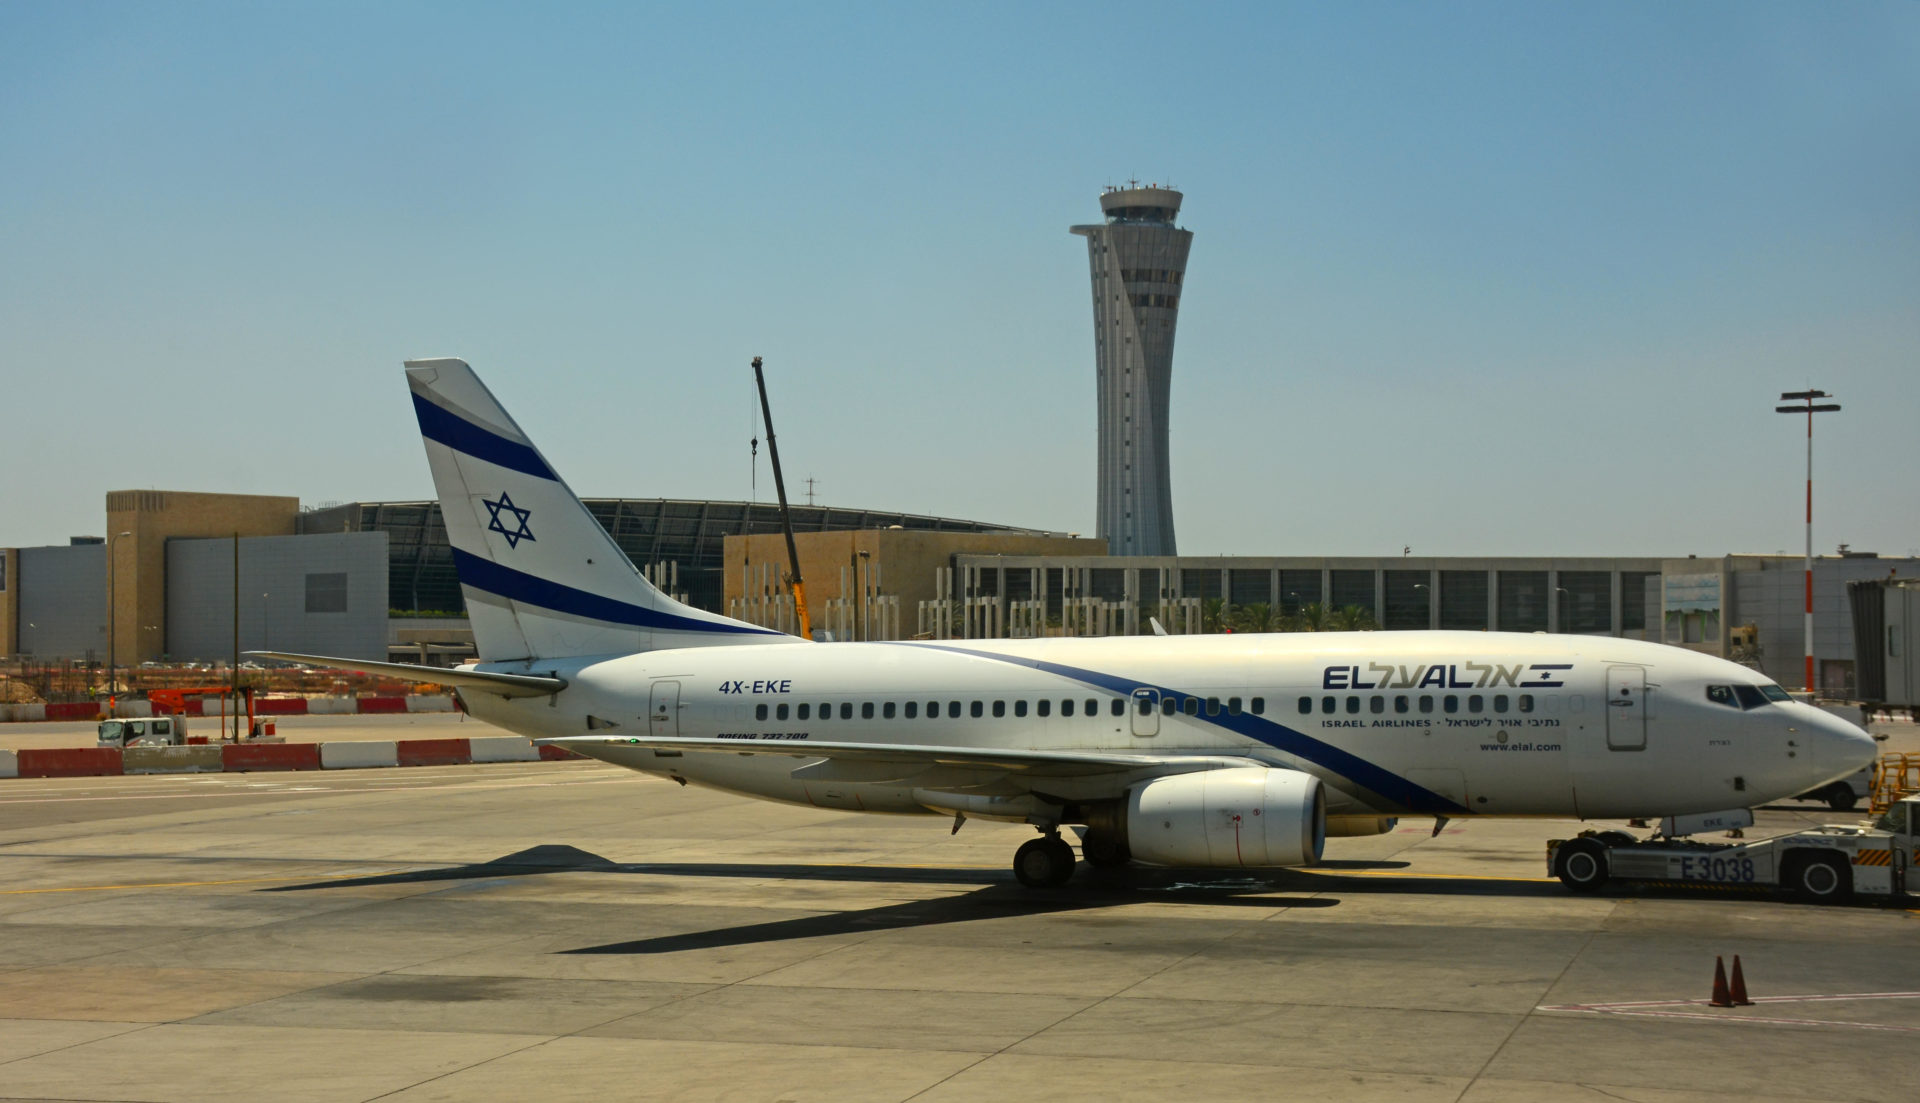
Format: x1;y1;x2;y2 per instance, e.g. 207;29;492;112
1013;831;1078;888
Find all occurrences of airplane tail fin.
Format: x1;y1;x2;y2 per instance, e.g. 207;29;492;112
405;359;794;662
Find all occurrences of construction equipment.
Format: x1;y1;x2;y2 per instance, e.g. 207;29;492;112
750;356;812;641
99;686;261;746
1871;751;1920;816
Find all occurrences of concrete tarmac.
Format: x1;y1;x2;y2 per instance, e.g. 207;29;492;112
0;737;1916;1101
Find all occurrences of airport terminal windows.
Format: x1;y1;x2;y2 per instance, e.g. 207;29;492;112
1440;572;1490;630
1278;571;1321;613
1383;571;1431;629
1559;571;1612;633
1330;570;1375;616
1498;571;1549;633
1621;571;1654;631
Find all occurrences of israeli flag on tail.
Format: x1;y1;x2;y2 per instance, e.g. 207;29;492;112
405;359;795;662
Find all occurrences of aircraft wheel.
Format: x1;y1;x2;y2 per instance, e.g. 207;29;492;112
1824;784;1856;813
1014;836;1076;888
1787;853;1852;905
1554;838;1609;893
1080;827;1130;868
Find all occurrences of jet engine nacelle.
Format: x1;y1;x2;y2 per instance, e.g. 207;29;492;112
1123;766;1325;868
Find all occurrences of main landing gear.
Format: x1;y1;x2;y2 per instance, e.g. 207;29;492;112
1013;831;1077;888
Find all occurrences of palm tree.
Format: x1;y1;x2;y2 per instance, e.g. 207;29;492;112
1201;597;1232;634
1233;602;1275;633
1287;601;1332;633
1332;604;1380;631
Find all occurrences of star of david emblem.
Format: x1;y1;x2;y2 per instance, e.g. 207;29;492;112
483;492;535;549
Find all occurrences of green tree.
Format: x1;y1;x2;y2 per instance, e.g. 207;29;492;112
1332;604;1380;632
1287;601;1332;633
1232;602;1275;633
1201;597;1232;634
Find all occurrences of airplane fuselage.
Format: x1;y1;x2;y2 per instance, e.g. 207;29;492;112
460;630;1866;822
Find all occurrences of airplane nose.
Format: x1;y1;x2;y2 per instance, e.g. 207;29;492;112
1806;708;1877;783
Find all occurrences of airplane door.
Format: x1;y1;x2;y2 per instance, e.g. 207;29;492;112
1605;666;1646;751
650;680;681;737
1131;689;1160;737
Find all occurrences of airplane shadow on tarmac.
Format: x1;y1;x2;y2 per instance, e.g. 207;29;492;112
263;844;1569;955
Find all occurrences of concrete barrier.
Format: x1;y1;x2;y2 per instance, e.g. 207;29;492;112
469;736;541;763
123;745;225;774
256;697;310;715
17;747;123;778
406;694;455;713
397;738;470;767
357;697;408;714
307;697;357;715
319;741;398;769
0;750;16;778
45;702;103;722
222;743;321;772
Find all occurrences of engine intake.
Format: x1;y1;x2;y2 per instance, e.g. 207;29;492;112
1123;766;1325;868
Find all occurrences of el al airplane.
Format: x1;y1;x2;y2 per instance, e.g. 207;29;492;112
258;359;1876;888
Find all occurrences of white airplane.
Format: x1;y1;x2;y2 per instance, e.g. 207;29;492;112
259;359;1876;888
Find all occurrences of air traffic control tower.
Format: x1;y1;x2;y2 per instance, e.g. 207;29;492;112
1072;184;1191;557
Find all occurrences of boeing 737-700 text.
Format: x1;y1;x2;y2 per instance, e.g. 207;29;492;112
256;359;1875;888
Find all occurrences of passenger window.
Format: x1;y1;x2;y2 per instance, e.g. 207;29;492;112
861;702;874;719
819;702;830;718
1229;697;1243;716
1394;696;1408;714
1111;699;1125;717
840;703;853;720
797;703;810;720
1135;698;1150;716
1206;697;1221;716
948;701;961;718
1183;697;1199;716
1065;699;1078;718
755;704;768;721
1160;698;1174;717
776;704;789;720
1706;685;1737;708
1321;696;1335;714
1251;698;1265;715
1086;698;1098;716
1039;699;1052;717
970;701;984;718
1469;694;1484;713
1419;695;1433;714
1015;700;1028;718
1345;696;1360;715
1444;695;1459;714
883;702;896;719
1299;697;1312;715
1518;694;1534;713
1493;695;1509;714
1369;696;1385;715
992;700;1006;718
903;702;915;719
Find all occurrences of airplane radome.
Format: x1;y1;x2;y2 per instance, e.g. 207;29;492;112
255;360;1877;889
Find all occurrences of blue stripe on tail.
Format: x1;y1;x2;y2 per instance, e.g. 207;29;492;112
412;393;558;481
452;549;781;637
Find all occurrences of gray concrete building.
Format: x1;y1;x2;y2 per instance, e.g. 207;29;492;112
165;532;388;662
1072;184;1191;557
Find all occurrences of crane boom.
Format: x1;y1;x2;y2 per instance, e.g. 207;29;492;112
750;357;812;641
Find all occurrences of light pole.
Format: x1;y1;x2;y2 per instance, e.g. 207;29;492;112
1775;390;1841;694
107;530;131;705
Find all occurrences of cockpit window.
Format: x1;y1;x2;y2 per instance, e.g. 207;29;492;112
1733;685;1768;710
1760;684;1792;703
1705;686;1738;708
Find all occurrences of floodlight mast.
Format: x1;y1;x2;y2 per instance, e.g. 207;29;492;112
1774;390;1841;693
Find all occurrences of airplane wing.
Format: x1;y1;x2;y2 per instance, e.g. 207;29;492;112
542;734;1261;780
245;651;565;699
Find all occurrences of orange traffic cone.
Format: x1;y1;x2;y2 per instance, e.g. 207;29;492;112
1729;955;1753;1006
1709;956;1733;1007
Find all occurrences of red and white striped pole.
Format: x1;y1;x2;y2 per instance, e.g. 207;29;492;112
1776;390;1840;695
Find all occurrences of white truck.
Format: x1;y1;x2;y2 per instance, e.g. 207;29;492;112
1549;794;1918;904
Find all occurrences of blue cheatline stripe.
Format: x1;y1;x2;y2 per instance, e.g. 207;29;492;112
451;548;781;637
898;642;1468;815
412;392;558;481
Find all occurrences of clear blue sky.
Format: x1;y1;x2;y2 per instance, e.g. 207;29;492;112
3;2;1915;558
